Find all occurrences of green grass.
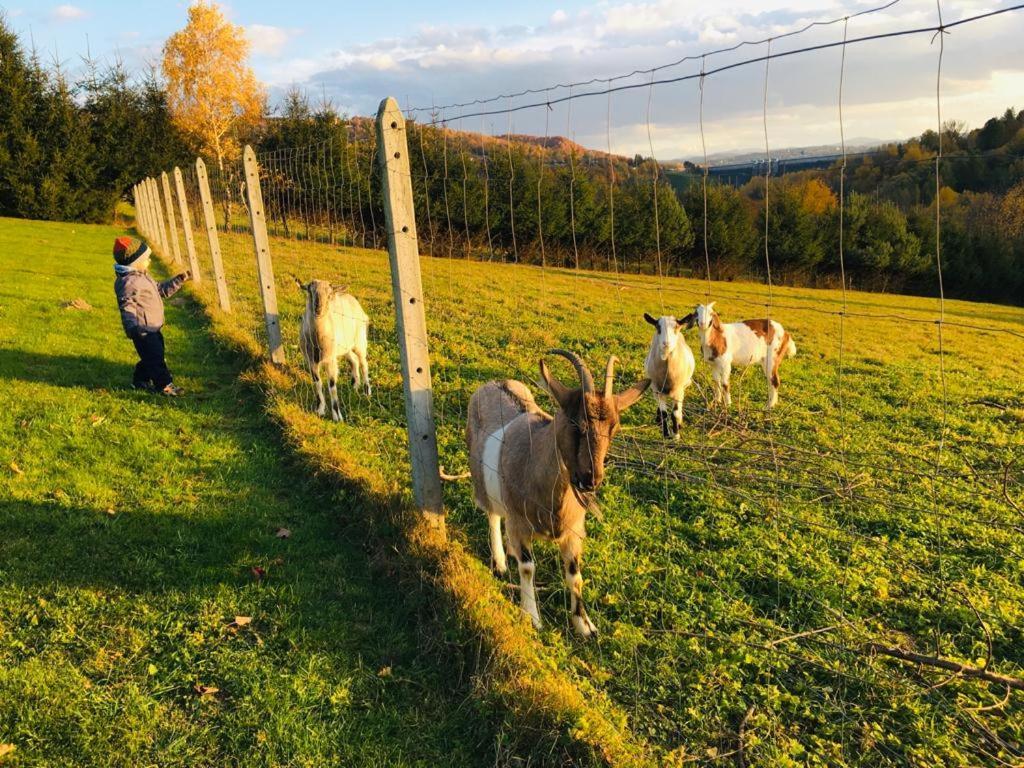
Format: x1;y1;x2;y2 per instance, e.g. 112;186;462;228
0;217;509;766
197;220;1024;767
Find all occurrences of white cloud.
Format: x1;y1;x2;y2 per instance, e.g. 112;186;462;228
258;0;1024;155
247;24;300;58
50;4;87;21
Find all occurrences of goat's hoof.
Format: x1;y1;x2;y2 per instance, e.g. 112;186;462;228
490;558;508;576
572;614;598;638
315;406;326;417
331;412;343;423
524;611;543;631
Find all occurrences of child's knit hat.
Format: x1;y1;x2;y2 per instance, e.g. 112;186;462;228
113;237;151;266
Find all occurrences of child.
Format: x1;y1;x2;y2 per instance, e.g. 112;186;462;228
112;237;191;395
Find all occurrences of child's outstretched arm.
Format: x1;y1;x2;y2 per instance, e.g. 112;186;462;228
158;271;191;298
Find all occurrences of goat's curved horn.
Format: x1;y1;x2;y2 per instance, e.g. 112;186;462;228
547;348;594;394
603;355;618;399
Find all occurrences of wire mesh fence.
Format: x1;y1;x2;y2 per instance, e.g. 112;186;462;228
131;1;1024;762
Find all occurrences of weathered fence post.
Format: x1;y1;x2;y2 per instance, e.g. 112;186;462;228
142;181;155;240
242;145;285;364
172;167;203;284
150;177;168;251
132;184;144;235
146;179;159;242
135;182;148;236
376;96;445;532
195;158;231;312
160;171;183;265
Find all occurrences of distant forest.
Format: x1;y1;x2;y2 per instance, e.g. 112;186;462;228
1;15;1021;304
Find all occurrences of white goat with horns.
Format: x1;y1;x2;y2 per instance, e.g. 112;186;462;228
466;350;649;637
693;302;797;410
643;313;696;438
294;277;371;421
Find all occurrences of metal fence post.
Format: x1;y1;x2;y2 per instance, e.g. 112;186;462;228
242;145;285;364
172;167;203;284
376;96;445;531
161;171;183;265
195;158;231;312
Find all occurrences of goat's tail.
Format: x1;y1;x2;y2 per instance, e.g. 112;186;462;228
785;334;797;358
439;466;471;482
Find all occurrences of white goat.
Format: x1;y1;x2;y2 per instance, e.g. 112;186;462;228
294;278;371;421
693;302;796;409
466;350;649;637
643;313;696;439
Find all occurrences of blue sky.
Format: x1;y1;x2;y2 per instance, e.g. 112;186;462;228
4;0;1023;158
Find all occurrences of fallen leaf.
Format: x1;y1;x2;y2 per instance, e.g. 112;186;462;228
233;616;252;627
147;663;158;676
89;414;106;427
194;683;220;696
378;666;392;678
62;298;93;311
105;508;116;517
0;744;15;760
250;566;266;581
275;527;291;539
9;461;23;476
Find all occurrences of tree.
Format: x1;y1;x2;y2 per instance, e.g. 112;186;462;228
681;181;759;280
841;192;922;291
162;2;264;176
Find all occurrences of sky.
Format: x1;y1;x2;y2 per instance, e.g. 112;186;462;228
4;0;1023;159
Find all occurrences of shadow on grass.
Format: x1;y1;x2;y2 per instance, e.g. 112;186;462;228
1;284;506;765
0;348;134;390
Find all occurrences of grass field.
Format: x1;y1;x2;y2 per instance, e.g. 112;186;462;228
0;217;510;766
197;218;1024;766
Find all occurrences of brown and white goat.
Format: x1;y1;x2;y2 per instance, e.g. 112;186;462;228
294;278;370;421
466;350;649;637
693;302;797;409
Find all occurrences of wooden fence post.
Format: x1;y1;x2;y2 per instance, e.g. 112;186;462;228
242;145;284;364
132;184;143;234
142;181;155;240
376;97;445;531
150;177;168;251
135;182;148;237
146;180;159;242
172;167;202;284
195;158;231;312
160;171;183;265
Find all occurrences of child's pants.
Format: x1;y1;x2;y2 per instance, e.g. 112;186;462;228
131;330;173;390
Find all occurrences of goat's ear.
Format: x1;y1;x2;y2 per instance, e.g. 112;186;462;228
707;301;716;312
643;312;658;327
332;283;349;295
539;358;572;409
678;312;696;329
614;378;650;411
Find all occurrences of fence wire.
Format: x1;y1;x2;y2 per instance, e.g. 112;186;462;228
134;2;1024;763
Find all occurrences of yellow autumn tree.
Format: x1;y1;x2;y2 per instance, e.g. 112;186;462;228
162;1;264;174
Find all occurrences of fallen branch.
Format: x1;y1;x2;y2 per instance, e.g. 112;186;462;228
867;643;1024;691
439;466;471;482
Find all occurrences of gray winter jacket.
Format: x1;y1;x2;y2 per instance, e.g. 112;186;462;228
114;266;187;337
